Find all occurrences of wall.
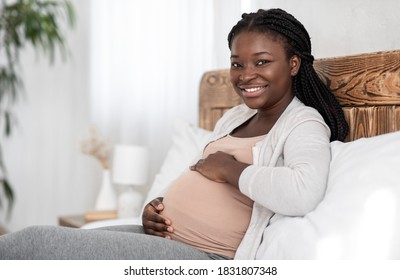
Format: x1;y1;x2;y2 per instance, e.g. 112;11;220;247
250;0;400;58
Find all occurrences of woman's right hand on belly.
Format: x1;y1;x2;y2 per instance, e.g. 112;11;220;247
142;197;174;239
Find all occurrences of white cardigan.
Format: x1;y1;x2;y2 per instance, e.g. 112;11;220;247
208;97;331;259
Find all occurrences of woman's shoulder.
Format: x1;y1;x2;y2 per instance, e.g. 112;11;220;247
273;97;330;138
284;97;325;123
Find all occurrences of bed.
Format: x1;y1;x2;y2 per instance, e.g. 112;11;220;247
84;49;400;259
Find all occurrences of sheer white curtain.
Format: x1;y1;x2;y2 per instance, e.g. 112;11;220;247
1;0;95;231
89;0;218;184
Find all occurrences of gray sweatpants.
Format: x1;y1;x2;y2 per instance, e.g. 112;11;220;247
0;225;229;260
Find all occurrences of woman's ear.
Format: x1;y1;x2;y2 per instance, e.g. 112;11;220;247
290;55;301;76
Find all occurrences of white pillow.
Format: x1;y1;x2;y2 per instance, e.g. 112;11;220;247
311;130;400;259
259;131;400;259
142;119;212;207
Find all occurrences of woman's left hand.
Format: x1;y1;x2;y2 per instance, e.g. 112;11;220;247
190;151;249;187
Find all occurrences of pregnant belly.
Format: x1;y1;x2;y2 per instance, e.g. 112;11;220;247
161;170;253;258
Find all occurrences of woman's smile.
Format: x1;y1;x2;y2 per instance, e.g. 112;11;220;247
240;86;267;98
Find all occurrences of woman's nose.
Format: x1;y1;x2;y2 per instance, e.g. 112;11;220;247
239;66;257;82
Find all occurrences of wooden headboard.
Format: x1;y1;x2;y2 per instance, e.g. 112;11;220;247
199;50;400;142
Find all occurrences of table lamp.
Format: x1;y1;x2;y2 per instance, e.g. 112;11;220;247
112;144;149;218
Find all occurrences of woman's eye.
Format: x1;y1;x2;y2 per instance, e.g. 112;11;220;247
256;60;269;66
231;62;241;68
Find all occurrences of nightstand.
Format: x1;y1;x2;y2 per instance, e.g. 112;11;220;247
59;210;118;228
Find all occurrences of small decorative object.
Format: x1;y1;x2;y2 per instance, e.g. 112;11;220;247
94;169;117;210
80;126;117;210
112;145;149;218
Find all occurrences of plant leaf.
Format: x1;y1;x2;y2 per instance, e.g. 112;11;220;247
0;178;15;217
4;111;11;136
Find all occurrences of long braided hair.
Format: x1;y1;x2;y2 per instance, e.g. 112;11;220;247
227;8;349;142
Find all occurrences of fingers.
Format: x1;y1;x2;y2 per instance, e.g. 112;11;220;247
145;198;170;225
143;208;170;226
190;159;204;171
144;226;173;239
143;221;174;239
143;218;173;239
142;197;174;238
142;197;164;217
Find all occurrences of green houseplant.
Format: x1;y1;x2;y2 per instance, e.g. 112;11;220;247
0;0;75;217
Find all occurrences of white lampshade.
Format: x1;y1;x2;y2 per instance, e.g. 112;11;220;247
112;145;149;186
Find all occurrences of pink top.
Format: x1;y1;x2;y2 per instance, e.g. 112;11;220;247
161;134;265;258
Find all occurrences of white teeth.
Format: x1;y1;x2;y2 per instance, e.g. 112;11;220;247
244;87;263;92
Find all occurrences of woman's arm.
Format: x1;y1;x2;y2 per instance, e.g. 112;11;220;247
191;119;330;216
240;120;331;216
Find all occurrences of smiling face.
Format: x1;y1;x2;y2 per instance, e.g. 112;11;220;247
230;31;300;114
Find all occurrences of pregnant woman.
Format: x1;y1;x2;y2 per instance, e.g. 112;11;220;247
0;8;347;260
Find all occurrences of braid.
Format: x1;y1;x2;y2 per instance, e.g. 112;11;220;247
228;9;349;141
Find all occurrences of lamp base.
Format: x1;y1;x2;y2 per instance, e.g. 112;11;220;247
117;187;143;218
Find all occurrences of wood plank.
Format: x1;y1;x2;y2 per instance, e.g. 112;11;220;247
343;106;400;141
314;50;400;106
